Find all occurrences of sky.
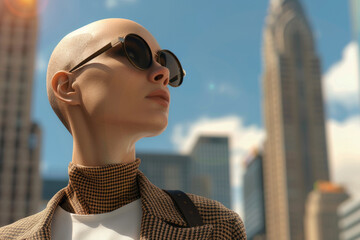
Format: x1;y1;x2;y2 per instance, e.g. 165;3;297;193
30;0;359;214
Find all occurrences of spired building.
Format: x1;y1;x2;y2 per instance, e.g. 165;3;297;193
262;0;330;239
0;0;42;226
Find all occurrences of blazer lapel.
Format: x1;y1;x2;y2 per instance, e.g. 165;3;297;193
19;188;67;240
137;170;213;240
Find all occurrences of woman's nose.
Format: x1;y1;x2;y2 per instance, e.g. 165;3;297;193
148;64;170;86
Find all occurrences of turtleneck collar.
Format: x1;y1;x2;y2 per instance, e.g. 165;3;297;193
60;158;141;215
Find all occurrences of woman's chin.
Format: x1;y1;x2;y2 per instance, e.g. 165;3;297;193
143;123;168;138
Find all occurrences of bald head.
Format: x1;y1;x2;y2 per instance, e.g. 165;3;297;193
46;18;160;134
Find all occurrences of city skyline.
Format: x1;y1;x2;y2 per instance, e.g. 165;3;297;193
0;0;42;226
29;0;359;216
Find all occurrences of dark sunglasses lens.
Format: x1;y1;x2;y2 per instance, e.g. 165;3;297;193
158;50;183;87
124;34;152;69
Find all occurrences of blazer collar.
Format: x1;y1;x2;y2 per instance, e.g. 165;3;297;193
137;170;188;227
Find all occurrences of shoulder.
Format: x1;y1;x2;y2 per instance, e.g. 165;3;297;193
186;193;247;239
0;188;66;239
185;193;238;222
0;210;47;239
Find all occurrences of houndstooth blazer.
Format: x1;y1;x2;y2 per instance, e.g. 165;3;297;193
0;170;247;240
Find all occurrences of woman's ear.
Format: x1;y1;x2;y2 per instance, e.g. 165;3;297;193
51;70;80;105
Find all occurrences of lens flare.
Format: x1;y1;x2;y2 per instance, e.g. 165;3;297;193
19;0;36;6
4;0;48;18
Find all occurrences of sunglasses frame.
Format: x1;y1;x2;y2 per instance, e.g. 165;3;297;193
69;33;185;87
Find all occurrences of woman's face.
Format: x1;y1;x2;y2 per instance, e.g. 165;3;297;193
72;19;171;138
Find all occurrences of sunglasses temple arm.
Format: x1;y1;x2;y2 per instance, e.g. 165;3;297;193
69;42;113;72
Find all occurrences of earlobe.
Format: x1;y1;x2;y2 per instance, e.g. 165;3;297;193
51;71;80;105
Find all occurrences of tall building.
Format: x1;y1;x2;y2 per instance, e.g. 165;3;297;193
338;198;360;240
243;149;266;240
0;0;42;226
350;0;360;41
305;181;349;240
350;0;360;103
189;135;231;209
136;153;191;191
262;0;330;239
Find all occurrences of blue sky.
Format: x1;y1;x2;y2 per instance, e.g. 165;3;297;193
31;0;360;213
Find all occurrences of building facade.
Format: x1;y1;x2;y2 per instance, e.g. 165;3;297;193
262;0;330;239
0;0;42;226
305;182;349;240
136;153;191;192
243;149;266;240
339;198;360;240
189;135;231;209
350;0;360;104
350;0;360;41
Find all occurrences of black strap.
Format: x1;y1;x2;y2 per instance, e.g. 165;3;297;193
163;189;204;227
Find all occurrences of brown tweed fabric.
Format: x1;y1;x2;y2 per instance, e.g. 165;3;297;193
61;158;141;214
0;158;247;239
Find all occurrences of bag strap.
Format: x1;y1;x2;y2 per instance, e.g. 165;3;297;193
163;189;204;227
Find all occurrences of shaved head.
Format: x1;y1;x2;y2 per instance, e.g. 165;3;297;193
46;18;157;134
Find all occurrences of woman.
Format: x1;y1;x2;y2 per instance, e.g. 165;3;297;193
0;18;246;240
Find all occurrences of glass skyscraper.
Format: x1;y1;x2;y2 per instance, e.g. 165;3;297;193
243;150;266;240
136;153;191;191
350;0;360;102
189;136;231;209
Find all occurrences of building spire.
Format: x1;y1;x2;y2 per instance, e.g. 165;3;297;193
270;0;298;10
271;0;286;9
268;0;305;26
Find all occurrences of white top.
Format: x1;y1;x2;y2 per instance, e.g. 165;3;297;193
51;198;142;240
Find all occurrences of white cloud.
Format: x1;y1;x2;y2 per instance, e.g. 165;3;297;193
105;0;136;9
171;115;265;214
323;42;360;109
327;115;360;197
323;42;360;197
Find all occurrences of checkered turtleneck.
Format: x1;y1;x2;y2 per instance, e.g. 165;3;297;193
60;158;141;214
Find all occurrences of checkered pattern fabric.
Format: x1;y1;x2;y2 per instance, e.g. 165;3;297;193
61;158;141;214
0;158;247;239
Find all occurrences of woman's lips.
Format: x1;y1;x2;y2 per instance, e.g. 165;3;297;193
146;96;169;107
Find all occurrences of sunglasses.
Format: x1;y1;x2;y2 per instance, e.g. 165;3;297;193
69;33;185;87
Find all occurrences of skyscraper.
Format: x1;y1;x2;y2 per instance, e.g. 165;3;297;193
350;0;360;41
262;0;330;239
350;0;360;104
243;149;266;240
0;0;42;226
136;153;191;191
338;198;360;240
305;181;348;240
189;135;231;209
